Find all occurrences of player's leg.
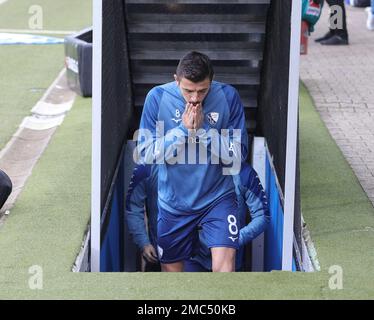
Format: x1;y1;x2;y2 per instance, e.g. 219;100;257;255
211;247;236;272
200;193;239;273
157;206;200;272
184;258;211;272
161;261;184;272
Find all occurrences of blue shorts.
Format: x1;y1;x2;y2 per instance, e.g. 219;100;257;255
157;193;239;264
184;259;211;272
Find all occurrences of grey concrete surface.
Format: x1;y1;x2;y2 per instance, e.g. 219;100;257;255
0;70;75;215
300;4;374;206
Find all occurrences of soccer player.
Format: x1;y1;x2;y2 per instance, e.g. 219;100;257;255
125;163;269;272
125;164;160;271
136;51;248;272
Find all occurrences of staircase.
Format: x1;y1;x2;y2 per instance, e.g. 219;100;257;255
124;0;270;133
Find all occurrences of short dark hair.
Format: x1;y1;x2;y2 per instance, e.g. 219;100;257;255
176;51;214;83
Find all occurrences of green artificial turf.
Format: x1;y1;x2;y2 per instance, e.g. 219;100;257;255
0;96;92;298
0;0;92;32
0;82;374;299
0;45;64;149
0;0;92;150
299;83;374;299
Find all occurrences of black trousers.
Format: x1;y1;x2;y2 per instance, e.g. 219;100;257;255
0;169;12;210
326;0;348;36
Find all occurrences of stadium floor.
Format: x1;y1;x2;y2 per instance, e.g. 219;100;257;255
0;83;373;299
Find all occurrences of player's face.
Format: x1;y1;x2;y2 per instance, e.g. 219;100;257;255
174;75;211;106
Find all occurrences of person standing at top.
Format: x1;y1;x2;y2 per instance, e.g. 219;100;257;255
315;0;349;45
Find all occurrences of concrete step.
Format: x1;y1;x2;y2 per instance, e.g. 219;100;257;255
126;0;270;4
130;48;262;60
130;63;262;75
132;72;260;85
128;21;266;34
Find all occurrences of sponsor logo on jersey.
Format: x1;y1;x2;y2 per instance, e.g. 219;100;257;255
207;112;219;125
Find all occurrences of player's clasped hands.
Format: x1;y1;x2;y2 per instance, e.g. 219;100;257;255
182;102;204;130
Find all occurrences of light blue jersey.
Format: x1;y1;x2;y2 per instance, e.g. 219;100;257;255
137;81;248;214
125;164;158;250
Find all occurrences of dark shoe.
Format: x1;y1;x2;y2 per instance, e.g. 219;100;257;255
314;31;334;43
320;35;349;45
